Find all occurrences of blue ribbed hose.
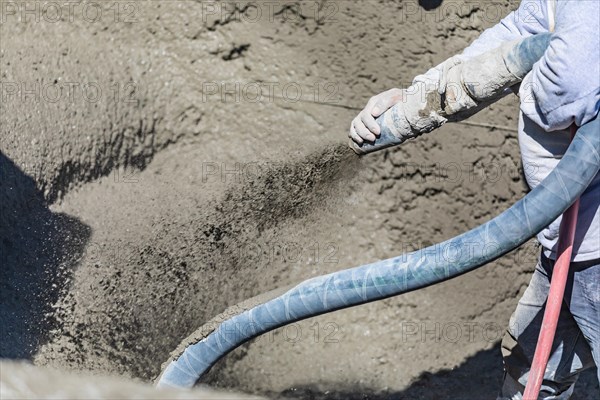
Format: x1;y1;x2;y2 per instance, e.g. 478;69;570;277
157;35;600;388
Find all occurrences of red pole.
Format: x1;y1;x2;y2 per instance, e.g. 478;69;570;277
522;125;580;400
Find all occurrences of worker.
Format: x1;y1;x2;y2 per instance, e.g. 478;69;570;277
349;1;599;398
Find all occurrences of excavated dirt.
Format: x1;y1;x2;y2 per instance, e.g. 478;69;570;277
1;1;598;398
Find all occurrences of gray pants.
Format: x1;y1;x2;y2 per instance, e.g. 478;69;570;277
499;254;600;399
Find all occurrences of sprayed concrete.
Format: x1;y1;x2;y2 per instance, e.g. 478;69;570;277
1;1;597;398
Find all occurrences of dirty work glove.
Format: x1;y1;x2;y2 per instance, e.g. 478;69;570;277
412;55;478;115
349;88;405;145
412;55;463;95
348;56;466;146
437;56;463;95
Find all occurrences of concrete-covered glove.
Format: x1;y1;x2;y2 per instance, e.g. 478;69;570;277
349;88;406;145
348;46;513;151
348;56;462;148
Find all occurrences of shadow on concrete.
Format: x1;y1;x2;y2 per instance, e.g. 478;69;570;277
0;152;91;359
275;343;599;399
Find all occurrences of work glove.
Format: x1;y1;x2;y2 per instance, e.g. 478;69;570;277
349;88;405;145
413;55;481;115
349;56;462;147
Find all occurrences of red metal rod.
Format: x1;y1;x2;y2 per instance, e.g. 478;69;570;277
523;125;580;400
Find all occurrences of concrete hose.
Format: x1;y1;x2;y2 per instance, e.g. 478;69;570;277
157;34;600;388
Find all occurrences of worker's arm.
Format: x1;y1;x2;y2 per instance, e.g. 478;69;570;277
414;0;549;87
519;0;600;130
349;0;549;144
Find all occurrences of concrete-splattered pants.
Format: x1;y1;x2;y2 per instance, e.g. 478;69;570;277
498;253;600;399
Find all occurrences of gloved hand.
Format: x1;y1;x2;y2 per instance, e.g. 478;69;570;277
348;56;472;150
349;88;405;145
412;55;479;115
348;56;461;147
437;56;463;95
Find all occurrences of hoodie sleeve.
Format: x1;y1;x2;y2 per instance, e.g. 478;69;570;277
518;0;600;131
460;0;549;58
414;0;549;86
